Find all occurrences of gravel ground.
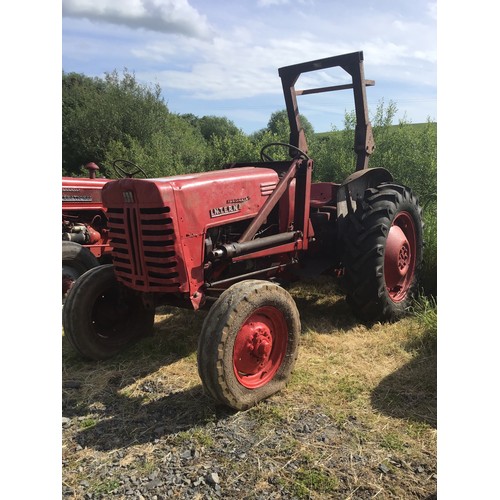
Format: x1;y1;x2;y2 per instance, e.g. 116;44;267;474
62;367;436;499
62;389;436;500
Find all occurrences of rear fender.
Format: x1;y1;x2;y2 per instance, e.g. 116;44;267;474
336;167;393;220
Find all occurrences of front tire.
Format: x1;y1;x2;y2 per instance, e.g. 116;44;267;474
340;183;423;321
62;241;100;303
62;264;155;360
197;280;301;410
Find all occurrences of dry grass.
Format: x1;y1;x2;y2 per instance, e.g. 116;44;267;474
62;277;436;499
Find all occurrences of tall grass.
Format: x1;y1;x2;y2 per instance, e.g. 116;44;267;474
421;196;437;298
410;294;437;354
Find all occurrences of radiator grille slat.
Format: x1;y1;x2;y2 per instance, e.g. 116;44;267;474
108;205;181;290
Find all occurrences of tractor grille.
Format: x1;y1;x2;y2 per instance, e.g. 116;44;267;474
107;206;181;291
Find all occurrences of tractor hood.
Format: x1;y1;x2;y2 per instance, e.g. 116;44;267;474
101;167;279;235
101;167;280;299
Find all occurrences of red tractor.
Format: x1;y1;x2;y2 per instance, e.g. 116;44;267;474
63;52;423;410
62;160;147;301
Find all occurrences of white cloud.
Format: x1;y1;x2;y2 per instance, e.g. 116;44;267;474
135;27;435;102
62;0;214;39
62;1;436;130
257;0;289;6
136;33;353;100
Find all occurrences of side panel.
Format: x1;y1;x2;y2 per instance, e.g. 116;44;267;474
171;168;279;236
172;168;280;299
62;177;110;211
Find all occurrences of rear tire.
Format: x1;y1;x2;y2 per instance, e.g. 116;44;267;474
62;241;100;303
62;264;155;360
197;280;301;410
340;183;423;321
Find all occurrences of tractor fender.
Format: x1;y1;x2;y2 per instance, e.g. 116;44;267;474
336;167;393;219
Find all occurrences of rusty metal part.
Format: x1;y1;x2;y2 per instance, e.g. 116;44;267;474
279;51;375;170
238;157;302;243
210;231;300;261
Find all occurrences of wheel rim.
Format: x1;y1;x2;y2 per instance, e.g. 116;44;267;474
384;211;417;302
233;306;288;389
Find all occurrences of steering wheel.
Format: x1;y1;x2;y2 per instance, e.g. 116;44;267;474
112;159;148;179
259;142;310;162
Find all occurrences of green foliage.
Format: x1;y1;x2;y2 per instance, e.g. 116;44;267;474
206;130;260;168
197;115;241;142
310;127;355;182
252;109;315;145
91;479;120;495
334;375;364;402
311;100;437;203
103;114;208;177
63;69;172;176
409;294;437;354
380;432;406;451
370;101;437;202
79;417;97;429
288;468;339;498
421;197;437;297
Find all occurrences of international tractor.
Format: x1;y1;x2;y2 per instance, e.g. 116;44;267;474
62;52;423;410
62;160;147;301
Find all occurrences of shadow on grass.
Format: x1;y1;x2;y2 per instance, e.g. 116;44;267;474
63;305;234;450
287;276;363;334
74;385;235;451
62;306;204;383
293;295;360;333
370;349;437;428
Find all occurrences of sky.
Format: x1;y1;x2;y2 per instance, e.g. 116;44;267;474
61;0;437;134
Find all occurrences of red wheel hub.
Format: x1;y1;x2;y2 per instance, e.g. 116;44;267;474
62;275;74;297
62;265;80;300
233;306;288;389
384;211;417;302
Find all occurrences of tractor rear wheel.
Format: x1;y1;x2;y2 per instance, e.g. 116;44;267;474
62;264;155;360
340;183;423;321
197;280;301;410
62;241;100;303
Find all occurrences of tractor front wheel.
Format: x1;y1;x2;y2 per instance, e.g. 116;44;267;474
62;264;155;360
341;183;423;321
197;280;301;410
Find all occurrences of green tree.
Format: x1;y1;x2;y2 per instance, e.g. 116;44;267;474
62;69;171;176
267;109;315;142
197;115;241;142
252;110;315;145
103;114;208;177
311;110;357;182
370;100;437;201
208;131;261;168
311;100;437;202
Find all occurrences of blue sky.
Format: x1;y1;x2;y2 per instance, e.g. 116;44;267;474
62;0;437;134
